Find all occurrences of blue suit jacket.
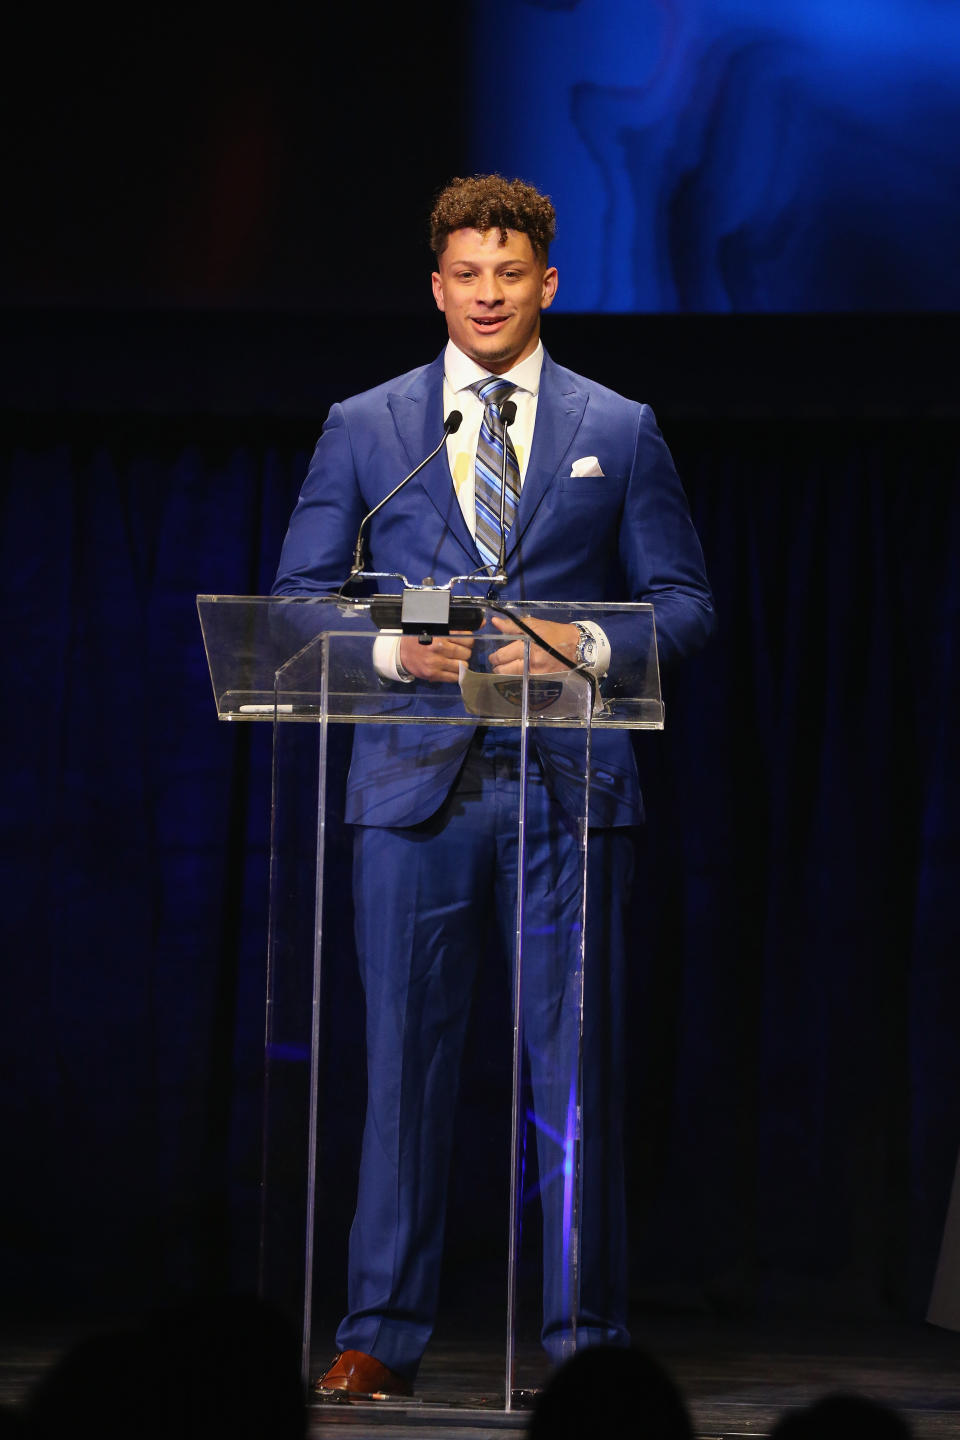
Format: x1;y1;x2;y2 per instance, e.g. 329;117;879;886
272;348;715;828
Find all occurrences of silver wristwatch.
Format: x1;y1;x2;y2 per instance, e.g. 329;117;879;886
573;622;598;667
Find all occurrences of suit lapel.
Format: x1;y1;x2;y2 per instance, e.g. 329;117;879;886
508;354;587;558
387;354;477;565
385;348;590;573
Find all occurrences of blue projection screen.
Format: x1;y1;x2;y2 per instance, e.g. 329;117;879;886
468;0;960;313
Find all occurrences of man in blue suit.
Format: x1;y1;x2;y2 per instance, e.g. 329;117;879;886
272;175;715;1397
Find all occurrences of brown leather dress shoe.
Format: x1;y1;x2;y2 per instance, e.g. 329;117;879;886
314;1349;413;1399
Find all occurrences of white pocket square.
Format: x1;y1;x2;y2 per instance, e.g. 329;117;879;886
569;455;604;477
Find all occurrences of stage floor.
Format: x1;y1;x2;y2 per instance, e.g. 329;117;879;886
306;1315;960;1439
3;1313;960;1438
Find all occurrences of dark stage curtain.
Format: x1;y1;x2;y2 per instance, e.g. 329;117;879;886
2;318;958;1333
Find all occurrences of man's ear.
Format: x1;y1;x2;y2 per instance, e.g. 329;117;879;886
540;266;559;311
432;271;445;312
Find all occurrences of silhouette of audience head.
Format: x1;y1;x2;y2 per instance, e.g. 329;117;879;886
21;1293;306;1439
0;1403;30;1437
527;1343;694;1439
21;1327;151;1440
770;1391;913;1439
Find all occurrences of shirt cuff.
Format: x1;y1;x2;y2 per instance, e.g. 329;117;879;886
372;631;413;683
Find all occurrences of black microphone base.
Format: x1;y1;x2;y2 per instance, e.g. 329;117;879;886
369;589;486;635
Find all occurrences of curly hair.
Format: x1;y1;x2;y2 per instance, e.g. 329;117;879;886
430;174;556;264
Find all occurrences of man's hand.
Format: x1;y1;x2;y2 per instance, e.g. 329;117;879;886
488;615;580;674
398;631;475;683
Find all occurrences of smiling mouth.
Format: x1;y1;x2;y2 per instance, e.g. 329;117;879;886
471;315;509;327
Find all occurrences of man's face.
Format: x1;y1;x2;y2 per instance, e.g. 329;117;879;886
431;228;558;373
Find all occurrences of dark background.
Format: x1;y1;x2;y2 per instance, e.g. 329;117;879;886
2;8;959;1347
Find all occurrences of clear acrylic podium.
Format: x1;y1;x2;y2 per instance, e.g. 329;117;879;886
197;594;663;1412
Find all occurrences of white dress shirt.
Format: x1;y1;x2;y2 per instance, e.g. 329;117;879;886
442;339;543;536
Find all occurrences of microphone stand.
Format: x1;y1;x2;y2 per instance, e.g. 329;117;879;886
350;411;462;579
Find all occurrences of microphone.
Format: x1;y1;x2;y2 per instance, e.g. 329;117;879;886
351;410;463;576
492;397;518;583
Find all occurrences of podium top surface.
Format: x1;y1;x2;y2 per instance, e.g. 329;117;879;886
197;594;664;730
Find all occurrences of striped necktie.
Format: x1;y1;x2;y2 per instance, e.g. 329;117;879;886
470;377;520;570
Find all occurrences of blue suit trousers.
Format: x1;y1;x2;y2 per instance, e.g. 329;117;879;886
335;729;636;1377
